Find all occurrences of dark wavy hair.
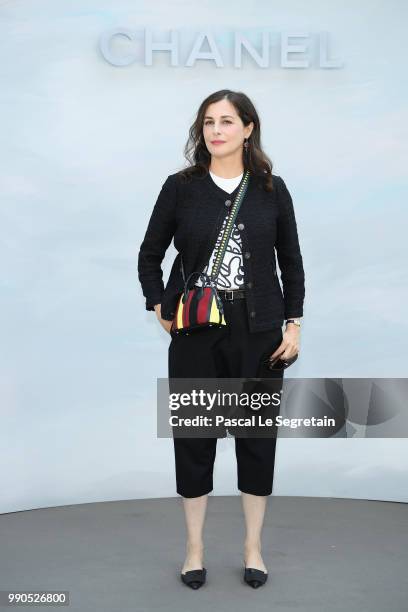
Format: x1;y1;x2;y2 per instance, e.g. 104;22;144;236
177;89;275;191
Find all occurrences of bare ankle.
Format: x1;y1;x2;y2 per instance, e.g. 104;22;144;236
186;540;204;554
244;539;261;552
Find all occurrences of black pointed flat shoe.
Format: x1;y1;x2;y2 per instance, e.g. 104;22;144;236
243;566;268;588
180;567;207;589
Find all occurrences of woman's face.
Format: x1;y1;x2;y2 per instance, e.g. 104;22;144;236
202;99;253;161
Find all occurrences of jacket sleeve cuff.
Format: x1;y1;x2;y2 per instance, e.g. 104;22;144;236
284;306;304;319
145;293;163;311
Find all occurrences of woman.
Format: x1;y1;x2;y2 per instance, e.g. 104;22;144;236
138;89;305;589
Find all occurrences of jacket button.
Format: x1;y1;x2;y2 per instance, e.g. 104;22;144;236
247;282;253;289
237;223;245;230
250;311;256;318
225;199;232;207
244;251;251;259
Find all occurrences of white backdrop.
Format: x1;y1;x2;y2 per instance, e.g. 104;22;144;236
1;0;407;512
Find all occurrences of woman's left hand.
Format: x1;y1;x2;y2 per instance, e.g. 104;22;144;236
269;324;300;363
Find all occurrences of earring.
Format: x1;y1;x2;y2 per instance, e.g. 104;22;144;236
244;138;249;151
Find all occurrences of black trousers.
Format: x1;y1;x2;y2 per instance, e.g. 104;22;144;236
168;295;284;498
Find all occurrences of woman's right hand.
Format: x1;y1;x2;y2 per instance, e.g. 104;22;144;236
154;304;173;334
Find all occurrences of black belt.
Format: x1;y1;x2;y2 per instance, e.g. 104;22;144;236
194;284;246;300
217;288;246;301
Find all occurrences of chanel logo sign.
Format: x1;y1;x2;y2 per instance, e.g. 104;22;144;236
99;28;344;69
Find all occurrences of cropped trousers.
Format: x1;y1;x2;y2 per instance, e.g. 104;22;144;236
168;294;284;498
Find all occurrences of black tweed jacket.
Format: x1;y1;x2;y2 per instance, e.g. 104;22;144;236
137;170;305;332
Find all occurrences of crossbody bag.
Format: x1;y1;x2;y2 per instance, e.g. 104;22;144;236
171;169;250;335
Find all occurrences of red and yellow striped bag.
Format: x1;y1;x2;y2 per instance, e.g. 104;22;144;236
171;274;226;335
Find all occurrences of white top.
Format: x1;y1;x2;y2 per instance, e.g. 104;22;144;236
195;171;244;290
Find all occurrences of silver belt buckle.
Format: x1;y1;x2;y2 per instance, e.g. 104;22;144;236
225;290;234;301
